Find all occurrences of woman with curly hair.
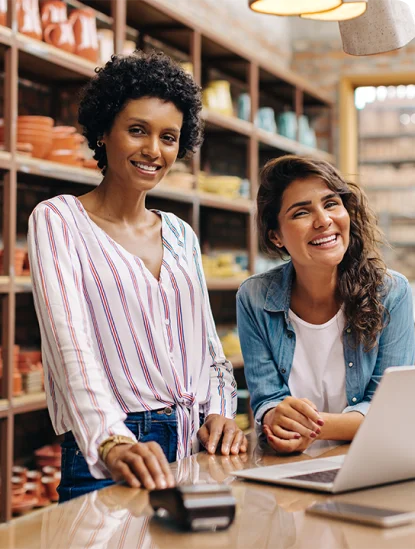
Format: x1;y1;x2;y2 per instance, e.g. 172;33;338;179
237;155;415;454
28;50;246;502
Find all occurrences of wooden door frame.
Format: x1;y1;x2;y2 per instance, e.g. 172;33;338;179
339;71;415;180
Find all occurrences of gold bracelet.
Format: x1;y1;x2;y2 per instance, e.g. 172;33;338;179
98;435;136;464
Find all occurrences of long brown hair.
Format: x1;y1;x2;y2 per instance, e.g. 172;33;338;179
257;154;388;351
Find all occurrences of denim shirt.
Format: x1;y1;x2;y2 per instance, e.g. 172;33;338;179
236;261;415;427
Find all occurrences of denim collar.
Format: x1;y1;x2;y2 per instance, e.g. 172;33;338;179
263;261;294;314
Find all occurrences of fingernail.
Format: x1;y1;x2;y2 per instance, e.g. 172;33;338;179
208;445;215;453
294;433;301;439
317;419;324;426
316;428;321;435
310;432;317;438
223;445;230;454
159;478;167;489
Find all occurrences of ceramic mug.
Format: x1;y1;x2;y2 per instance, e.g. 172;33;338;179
16;0;42;40
40;0;67;32
44;21;76;53
69;8;98;63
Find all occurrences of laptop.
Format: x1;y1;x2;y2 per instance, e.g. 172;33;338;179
234;366;415;493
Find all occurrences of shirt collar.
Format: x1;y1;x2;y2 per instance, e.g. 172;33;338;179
264;261;294;314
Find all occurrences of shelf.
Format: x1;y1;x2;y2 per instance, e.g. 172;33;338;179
15;276;33;293
202;110;252;137
0;399;9;418
198;191;254;213
150;185;196;203
360;158;415;166
206;277;246;290
0;150;12;170
202;110;334;162
12;392;47;415
0;276;33;293
359;133;415;140
390;242;415;248
228;354;244;369
0;25;12;47
0;276;11;293
257;128;335;163
16;155;102;186
14;157;255;213
16;32;96;81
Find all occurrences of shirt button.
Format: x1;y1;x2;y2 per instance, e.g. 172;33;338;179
346;328;351;334
287;333;293;339
352;397;357;403
164;319;170;325
281;368;286;374
348;362;353;368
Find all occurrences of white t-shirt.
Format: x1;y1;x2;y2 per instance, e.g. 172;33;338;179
287;309;348;414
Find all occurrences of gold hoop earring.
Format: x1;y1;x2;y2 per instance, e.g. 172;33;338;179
97;140;104;148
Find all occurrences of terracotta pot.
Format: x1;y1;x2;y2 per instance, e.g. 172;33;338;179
44;20;75;53
12;466;28;482
15;134;52;159
26;470;42;484
13;371;23;396
40;0;67;31
69;8;98;63
12;475;26;490
50;134;77;151
0;0;6;27
41;476;59;502
42;465;57;476
83;158;99;170
46;149;82;165
17;115;54;127
52;125;77;136
16;0;42;40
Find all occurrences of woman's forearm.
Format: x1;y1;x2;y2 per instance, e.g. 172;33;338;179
318;411;364;441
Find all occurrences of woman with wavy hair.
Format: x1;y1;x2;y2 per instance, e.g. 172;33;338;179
237;155;415;454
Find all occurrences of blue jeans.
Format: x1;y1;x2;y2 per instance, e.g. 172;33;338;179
58;407;178;503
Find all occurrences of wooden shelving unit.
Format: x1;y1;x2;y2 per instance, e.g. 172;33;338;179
0;0;334;522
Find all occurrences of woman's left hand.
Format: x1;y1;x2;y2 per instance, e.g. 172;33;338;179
197;414;248;455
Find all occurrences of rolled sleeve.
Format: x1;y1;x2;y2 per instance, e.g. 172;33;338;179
28;206;137;478
237;283;290;426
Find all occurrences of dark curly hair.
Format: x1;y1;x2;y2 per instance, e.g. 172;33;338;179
78;50;203;172
257;155;389;351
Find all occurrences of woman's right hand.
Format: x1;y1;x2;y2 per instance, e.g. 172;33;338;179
105;441;175;490
262;397;324;454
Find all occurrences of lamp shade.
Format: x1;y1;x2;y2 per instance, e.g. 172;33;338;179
339;0;415;55
301;0;367;20
248;0;341;16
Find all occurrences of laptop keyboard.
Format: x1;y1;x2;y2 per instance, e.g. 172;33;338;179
285;468;340;484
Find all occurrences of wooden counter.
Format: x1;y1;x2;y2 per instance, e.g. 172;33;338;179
2;438;415;549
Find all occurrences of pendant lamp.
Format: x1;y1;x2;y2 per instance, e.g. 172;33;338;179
339;0;415;55
301;0;367;20
248;0;342;16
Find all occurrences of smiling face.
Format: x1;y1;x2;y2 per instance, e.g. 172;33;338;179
271;176;350;271
102;96;183;191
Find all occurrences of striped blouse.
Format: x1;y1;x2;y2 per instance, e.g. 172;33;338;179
28;195;237;478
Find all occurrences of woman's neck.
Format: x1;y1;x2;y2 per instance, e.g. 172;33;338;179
290;265;340;324
88;175;149;227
